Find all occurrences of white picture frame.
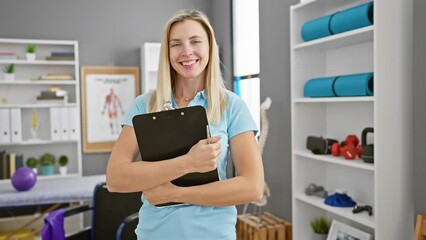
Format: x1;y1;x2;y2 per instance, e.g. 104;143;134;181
327;220;372;240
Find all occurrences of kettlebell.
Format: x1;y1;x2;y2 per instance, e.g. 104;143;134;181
361;127;374;163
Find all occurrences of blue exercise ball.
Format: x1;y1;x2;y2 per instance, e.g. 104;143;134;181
11;167;37;191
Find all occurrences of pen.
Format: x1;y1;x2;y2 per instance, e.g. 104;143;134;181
206;125;211;144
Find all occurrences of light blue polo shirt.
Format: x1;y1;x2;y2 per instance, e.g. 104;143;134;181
122;89;258;240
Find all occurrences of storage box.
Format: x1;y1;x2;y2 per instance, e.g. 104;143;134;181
236;212;292;240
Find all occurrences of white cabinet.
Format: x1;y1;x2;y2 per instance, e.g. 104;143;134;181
0;38;82;180
290;0;413;239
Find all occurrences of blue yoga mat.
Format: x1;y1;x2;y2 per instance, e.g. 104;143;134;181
304;76;337;97
334;72;374;96
301;14;334;42
330;2;374;34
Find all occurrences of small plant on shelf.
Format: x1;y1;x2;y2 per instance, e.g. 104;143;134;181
26;157;39;174
310;216;330;239
3;64;15;81
26;44;37;53
40;153;56;176
3;64;14;74
58;155;69;175
26;44;37;61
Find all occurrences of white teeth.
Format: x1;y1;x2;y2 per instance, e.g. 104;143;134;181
182;60;196;66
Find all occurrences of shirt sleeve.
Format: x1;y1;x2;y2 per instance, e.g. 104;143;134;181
121;94;150;127
227;94;259;139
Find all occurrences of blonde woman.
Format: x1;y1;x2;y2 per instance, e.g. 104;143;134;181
106;9;264;240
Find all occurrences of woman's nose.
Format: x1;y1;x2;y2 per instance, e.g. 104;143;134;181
182;43;193;56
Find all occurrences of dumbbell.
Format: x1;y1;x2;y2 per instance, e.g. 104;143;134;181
331;135;362;160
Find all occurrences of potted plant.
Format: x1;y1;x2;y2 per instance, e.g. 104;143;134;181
3;64;15;81
40;153;56;176
26;44;37;61
58;155;69;175
310;216;331;240
26;157;39;174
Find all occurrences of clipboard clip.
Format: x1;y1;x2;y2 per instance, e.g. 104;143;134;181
163;101;175;111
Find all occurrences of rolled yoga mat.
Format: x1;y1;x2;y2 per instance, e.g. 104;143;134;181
330;2;374;34
303;76;338;97
333;72;374;96
301;14;334;42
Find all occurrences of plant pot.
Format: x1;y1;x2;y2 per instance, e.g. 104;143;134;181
4;73;14;81
26;53;36;61
313;233;327;240
41;165;54;176
59;166;67;176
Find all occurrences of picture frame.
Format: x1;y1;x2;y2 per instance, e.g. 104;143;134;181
81;66;140;153
327;220;371;240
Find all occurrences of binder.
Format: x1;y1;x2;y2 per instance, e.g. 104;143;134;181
10;108;22;143
132;105;219;207
49;108;61;141
60;107;70;140
0;109;11;143
68;107;79;140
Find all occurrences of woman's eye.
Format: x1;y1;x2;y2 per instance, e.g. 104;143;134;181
191;41;201;45
170;43;181;47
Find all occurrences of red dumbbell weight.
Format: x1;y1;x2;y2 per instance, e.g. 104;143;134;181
341;145;357;160
344;134;359;147
331;143;341;156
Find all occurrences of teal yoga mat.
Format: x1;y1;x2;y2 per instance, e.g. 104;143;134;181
303;76;337;97
330;2;374;34
301;14;334;42
334;72;374;96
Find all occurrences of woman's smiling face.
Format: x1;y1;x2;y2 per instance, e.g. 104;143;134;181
168;19;210;81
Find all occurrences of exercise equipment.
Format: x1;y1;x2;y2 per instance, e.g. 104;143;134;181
306;136;338;154
301;14;334;42
330;2;374;35
11;167;37;191
333;72;374;97
305;183;328;198
300;1;374;42
331;135;361;160
303;76;337;97
324;191;357;207
304;72;374;98
361;127;374;163
353;205;373;216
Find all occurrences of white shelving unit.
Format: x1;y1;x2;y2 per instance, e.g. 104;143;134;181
0;38;82;181
140;42;160;94
290;0;413;239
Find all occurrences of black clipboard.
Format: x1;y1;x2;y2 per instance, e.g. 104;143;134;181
132;105;219;207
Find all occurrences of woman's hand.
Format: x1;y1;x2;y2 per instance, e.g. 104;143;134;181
184;136;222;174
144;182;179;205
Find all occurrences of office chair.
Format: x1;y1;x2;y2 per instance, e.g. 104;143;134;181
414;214;426;240
42;182;142;240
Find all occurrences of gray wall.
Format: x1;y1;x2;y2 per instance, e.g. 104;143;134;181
258;0;298;221
413;0;426;217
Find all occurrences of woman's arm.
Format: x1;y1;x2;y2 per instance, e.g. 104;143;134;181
143;131;265;206
106;126;221;193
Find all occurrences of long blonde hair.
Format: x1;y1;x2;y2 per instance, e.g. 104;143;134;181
149;9;227;124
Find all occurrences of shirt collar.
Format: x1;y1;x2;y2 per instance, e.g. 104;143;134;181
171;89;207;109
